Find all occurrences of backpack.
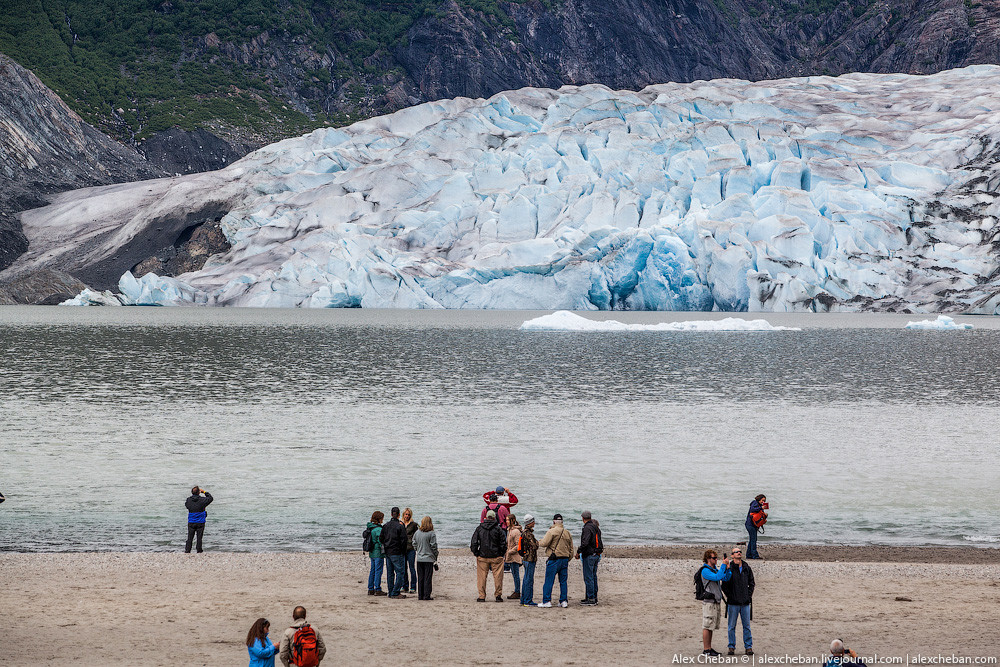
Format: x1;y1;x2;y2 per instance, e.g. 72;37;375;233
362;527;373;553
750;510;767;529
291;624;319;667
694;566;715;601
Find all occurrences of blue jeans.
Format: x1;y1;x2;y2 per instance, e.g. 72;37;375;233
520;561;536;604
509;562;521;594
542;557;569;603
727;603;752;649
746;522;760;559
386;554;405;596
403;549;416;590
582;554;601;600
368;556;384;591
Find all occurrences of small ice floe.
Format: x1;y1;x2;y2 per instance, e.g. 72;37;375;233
59;288;123;306
904;315;973;330
520;310;800;331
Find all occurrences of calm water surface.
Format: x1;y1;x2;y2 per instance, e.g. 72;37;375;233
1;307;998;551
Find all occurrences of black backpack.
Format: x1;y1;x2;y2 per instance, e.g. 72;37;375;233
694;565;715;601
362;527;373;553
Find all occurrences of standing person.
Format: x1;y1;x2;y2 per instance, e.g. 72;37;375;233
698;549;732;657
480;492;510;527
745;494;767;559
366;511;386;596
505;515;523;599
721;546;755;656
518;514;539;606
402;508;418;595
470;509;507;602
279;606;326;667
538;513;575;608
246;618;280;667
413;515;439;600
380;506;408;598
184;485;213;553
577;510;603;606
482;486;518;509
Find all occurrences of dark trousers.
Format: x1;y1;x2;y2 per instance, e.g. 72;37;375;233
185;522;205;553
582;554;601;600
416;561;434;599
520;560;536;604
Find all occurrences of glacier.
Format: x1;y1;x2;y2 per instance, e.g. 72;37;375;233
520;310;799;331
10;66;1000;311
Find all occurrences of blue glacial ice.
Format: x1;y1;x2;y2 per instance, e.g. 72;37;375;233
904;315;974;330
41;66;1000;311
520;310;800;331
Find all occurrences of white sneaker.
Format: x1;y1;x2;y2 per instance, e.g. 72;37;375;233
559;601;568;608
538;602;552;608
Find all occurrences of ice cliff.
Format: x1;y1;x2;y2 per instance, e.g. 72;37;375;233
31;66;1000;311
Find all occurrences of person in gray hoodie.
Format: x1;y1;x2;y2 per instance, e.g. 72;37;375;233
412;515;439;600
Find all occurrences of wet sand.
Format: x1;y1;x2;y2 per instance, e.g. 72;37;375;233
2;548;999;665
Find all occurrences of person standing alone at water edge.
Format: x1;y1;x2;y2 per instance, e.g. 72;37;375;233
720;546;754;656
746;494;767;559
184;486;213;553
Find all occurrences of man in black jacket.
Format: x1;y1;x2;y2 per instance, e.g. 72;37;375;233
471;510;507;602
184;486;213;553
720;546;755;656
380;506;408;598
577;511;603;605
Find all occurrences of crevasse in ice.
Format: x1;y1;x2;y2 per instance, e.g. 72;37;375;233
66;66;1000;311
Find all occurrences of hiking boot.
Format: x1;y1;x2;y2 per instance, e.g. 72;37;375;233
580;599;597;606
373;590;387;596
476;598;486;602
746;649;754;656
508;592;520;599
559;600;568;608
388;594;407;599
496;595;504;602
728;648;736;656
703;649;721;656
368;590;376;596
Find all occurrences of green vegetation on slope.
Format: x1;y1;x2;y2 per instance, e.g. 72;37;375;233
0;0;521;142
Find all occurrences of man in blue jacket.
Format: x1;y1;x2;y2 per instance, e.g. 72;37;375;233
699;549;731;656
184;486;213;553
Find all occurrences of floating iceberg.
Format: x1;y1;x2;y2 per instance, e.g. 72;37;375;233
59;288;122;307
520;310;800;331
12;66;1000;311
904;315;974;330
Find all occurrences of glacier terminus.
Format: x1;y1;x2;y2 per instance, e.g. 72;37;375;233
15;66;1000;312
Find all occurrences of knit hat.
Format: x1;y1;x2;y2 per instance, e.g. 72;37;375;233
486;510;497;519
523;514;535;525
552;513;563;521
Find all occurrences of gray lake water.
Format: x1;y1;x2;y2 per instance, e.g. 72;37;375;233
1;307;999;552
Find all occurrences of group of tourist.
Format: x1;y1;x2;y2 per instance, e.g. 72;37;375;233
364;506;439;600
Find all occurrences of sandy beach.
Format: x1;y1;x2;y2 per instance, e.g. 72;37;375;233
2;547;999;665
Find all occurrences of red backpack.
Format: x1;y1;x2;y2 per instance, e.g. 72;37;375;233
291;624;319;667
750;510;768;529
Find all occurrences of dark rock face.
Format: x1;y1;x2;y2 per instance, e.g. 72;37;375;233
139;128;255;176
0;54;165;271
0;269;88;306
131;218;231;279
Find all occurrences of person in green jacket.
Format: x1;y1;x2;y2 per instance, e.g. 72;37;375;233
367;511;386;596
